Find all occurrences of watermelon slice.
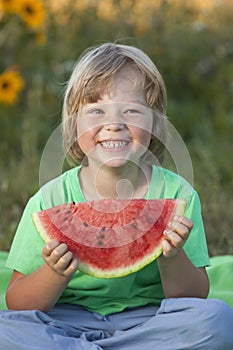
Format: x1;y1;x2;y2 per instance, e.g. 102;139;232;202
32;199;186;278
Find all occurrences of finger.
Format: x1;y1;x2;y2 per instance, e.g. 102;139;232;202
55;251;73;271
56;254;79;277
43;240;60;257
50;243;68;264
168;222;190;241
173;216;193;230
163;229;184;249
64;258;79;276
161;238;177;257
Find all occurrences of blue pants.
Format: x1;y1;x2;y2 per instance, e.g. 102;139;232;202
0;298;233;349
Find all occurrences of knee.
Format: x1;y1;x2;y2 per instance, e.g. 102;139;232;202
198;298;233;348
201;298;233;325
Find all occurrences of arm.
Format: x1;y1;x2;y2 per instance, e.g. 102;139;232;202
158;216;210;299
6;240;78;312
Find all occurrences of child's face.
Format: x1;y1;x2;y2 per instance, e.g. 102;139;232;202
76;67;154;168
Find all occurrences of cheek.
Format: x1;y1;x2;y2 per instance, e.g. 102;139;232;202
76;126;98;154
129;113;153;146
132;126;152;148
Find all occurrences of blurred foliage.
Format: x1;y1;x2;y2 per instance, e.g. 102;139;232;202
0;0;232;255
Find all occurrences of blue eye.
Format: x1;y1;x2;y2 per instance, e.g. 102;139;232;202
123;109;143;117
91;109;104;114
87;109;105;116
125;109;139;114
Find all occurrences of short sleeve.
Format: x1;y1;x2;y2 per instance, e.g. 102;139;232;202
6;193;45;274
5;167;83;275
183;190;210;267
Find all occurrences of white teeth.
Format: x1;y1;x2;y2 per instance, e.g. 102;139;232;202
101;141;129;149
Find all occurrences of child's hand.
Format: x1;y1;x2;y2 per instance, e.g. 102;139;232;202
42;240;78;278
162;216;193;258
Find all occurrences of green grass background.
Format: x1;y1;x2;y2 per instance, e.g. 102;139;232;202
0;1;232;256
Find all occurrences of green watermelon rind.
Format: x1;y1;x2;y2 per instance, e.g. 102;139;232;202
77;246;163;278
33;208;163;278
32;199;186;278
32;213;52;244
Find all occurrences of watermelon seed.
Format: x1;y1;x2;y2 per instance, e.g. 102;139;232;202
83;222;88;227
101;227;106;232
99;234;105;239
97;240;104;246
131;222;137;229
72;201;75;204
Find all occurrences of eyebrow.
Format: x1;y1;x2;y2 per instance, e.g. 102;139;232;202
96;99;147;106
128;100;147;106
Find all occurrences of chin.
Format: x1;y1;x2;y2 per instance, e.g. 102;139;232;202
102;158;130;168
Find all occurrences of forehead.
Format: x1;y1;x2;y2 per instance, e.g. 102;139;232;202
100;66;146;101
80;64;147;108
112;66;141;87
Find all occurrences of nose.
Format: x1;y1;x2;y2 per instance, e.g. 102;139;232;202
103;109;125;131
104;122;125;131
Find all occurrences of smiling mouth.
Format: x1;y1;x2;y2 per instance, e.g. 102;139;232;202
100;140;129;149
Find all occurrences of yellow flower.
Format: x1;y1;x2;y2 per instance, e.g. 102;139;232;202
0;0;18;13
16;0;45;29
0;69;24;105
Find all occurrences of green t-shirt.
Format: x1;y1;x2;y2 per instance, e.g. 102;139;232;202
6;165;209;315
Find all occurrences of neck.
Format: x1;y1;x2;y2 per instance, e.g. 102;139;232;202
79;162;152;200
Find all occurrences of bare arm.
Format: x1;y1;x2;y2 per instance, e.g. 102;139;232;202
158;216;210;299
6;240;78;312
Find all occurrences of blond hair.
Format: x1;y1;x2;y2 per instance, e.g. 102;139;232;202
62;43;167;165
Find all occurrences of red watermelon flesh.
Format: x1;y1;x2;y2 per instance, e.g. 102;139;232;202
32;199;186;278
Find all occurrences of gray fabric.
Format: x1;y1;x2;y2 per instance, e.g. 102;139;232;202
0;298;233;349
